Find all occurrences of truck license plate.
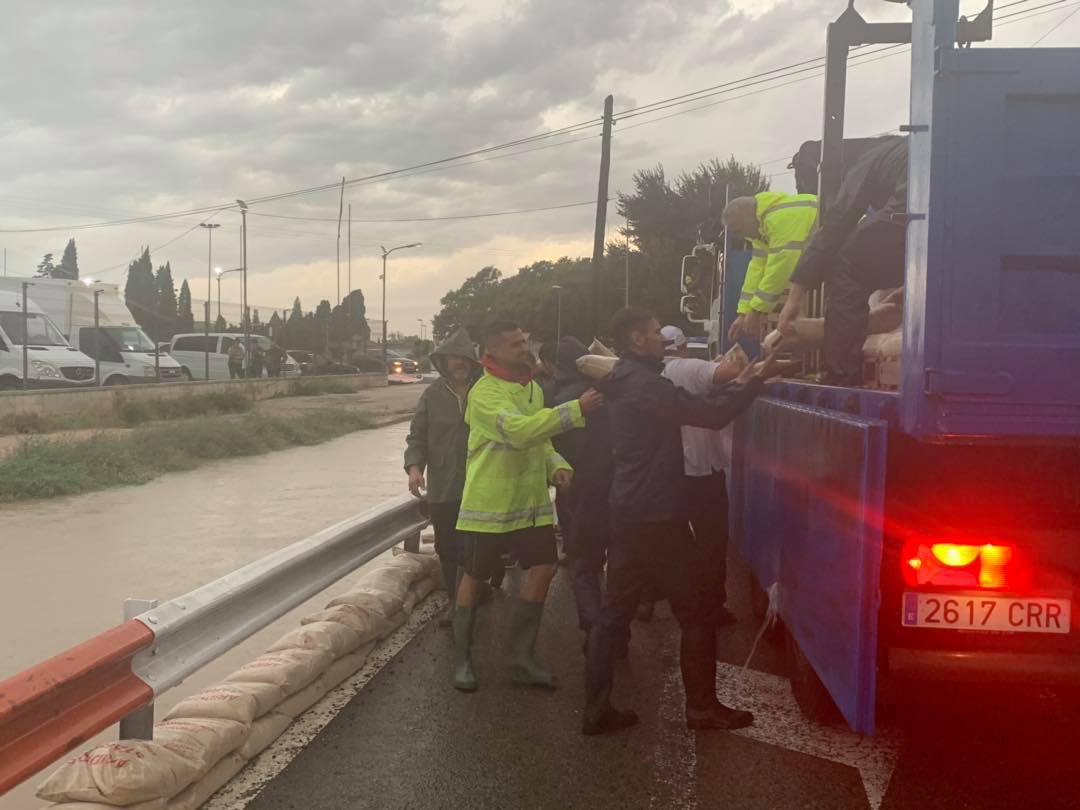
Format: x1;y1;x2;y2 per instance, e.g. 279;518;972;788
902;593;1071;634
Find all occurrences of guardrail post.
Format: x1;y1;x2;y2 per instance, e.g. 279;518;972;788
403;529;421;554
118;598;157;740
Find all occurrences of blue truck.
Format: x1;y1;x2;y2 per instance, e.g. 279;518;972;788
699;0;1080;734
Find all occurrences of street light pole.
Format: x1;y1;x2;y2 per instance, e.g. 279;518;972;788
200;223;220;381
93;289;102;387
379;242;421;368
236;199;250;372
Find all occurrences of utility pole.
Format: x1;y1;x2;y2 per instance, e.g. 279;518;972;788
21;281;29;390
590;94;614;338
347;203;352;299
336;176;345;306
623;216;630;307
3;248;6;278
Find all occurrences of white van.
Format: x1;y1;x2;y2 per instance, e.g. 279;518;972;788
168;333;299;380
0;290;97;390
0;278;184;385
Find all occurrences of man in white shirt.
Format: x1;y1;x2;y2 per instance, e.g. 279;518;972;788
660;325;741;626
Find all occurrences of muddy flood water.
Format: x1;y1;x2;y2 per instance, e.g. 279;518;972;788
1;422;417;809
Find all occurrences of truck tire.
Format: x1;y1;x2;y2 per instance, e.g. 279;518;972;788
104;375;128;386
786;627;841;724
181;368;194;381
0;376;19;391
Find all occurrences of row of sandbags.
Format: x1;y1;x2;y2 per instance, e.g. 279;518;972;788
37;550;442;809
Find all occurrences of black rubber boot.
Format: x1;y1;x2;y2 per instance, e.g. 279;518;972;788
509;599;557;688
452;605;478;692
582;626;638;735
680;624;753;730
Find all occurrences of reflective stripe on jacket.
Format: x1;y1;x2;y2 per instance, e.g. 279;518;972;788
456;370;584;534
738;192;819;314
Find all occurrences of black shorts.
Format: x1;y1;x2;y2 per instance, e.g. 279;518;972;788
428;500;464;565
462;526;558;580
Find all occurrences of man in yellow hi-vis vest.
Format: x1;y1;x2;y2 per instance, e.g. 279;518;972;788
722;191;818;340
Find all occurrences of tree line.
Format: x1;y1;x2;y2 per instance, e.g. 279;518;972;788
431;156;768;343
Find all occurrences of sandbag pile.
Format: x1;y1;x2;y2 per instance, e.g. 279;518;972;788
38;550;442;809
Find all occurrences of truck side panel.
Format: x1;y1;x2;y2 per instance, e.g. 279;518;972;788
732;398;887;733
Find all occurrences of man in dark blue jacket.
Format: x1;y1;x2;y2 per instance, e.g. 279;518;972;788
583;307;777;735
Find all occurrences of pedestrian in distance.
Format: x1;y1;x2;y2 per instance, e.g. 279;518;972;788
249;343;266;378
451;321;604;693
404;327;482;628
660;325;744;628
582;306;779;736
267;344;285;377
227;339;245;379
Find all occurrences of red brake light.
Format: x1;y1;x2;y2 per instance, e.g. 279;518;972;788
902;540;1021;590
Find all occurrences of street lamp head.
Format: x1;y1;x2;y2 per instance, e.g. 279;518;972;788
552;285;563;291
236;199;248;211
214;266;223;276
82;277;95;287
200;222;220;230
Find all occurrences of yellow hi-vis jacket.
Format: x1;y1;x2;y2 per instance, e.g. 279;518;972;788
456;371;584;534
738;192;819;314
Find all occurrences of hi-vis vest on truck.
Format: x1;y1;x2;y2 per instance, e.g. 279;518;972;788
738;192;819;315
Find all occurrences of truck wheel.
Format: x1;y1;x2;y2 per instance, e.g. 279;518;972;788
181;368;194;381
104;376;128;386
0;376;19;391
786;627;841;724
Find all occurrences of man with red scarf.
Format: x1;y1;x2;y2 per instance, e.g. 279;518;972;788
452;321;604;692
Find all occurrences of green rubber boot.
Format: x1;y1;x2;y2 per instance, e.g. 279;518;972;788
509;599;557;689
452;605;478;692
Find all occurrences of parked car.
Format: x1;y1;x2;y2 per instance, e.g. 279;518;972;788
169;333;299;380
288;351;362;376
0;291;97;390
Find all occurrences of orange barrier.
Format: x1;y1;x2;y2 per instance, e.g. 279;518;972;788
0;619;154;796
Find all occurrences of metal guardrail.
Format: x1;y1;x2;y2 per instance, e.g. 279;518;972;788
0;495;427;796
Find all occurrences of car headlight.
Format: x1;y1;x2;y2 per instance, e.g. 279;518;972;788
31;360;61;379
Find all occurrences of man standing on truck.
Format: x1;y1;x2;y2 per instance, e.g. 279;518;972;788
779;135;908;385
583;307;776;735
722;190;819;341
404;327;482;628
452;321;604;693
660;325;743;627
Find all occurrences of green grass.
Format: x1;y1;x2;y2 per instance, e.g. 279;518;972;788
0;412;98;436
114;390;253;426
0;409;376;502
286;378;357;397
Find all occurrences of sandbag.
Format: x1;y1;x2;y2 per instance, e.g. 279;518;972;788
402;590;420;615
274;679;329;719
391;549;441;579
763;318;825;353
327;588;404;618
238;712;294;761
267;621;363;659
37;742;200;806
163;754;246;810
356;567;413;601
412;576;437;602
379;554;427;579
164;683;274;725
320;643;376;690
714;344;749;377
301;604;387;644
588;338;615;357
43;801;166;810
152;718;249;780
576;354;617;380
223;648;333;696
380;610;407;638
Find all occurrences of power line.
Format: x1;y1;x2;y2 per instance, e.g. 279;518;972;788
251;199;600;224
1032;2;1080;40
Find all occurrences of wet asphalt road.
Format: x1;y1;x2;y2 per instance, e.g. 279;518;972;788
247;554;1080;810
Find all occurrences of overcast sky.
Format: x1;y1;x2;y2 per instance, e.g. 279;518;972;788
0;0;1072;336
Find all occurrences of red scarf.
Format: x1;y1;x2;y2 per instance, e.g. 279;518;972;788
482;355;534;386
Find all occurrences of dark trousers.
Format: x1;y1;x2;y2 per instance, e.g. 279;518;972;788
428;500;464;565
585;521;718;714
823;217;907;383
228;362;243;379
686;470;729;611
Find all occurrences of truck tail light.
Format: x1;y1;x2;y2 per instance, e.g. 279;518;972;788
902;539;1021;590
